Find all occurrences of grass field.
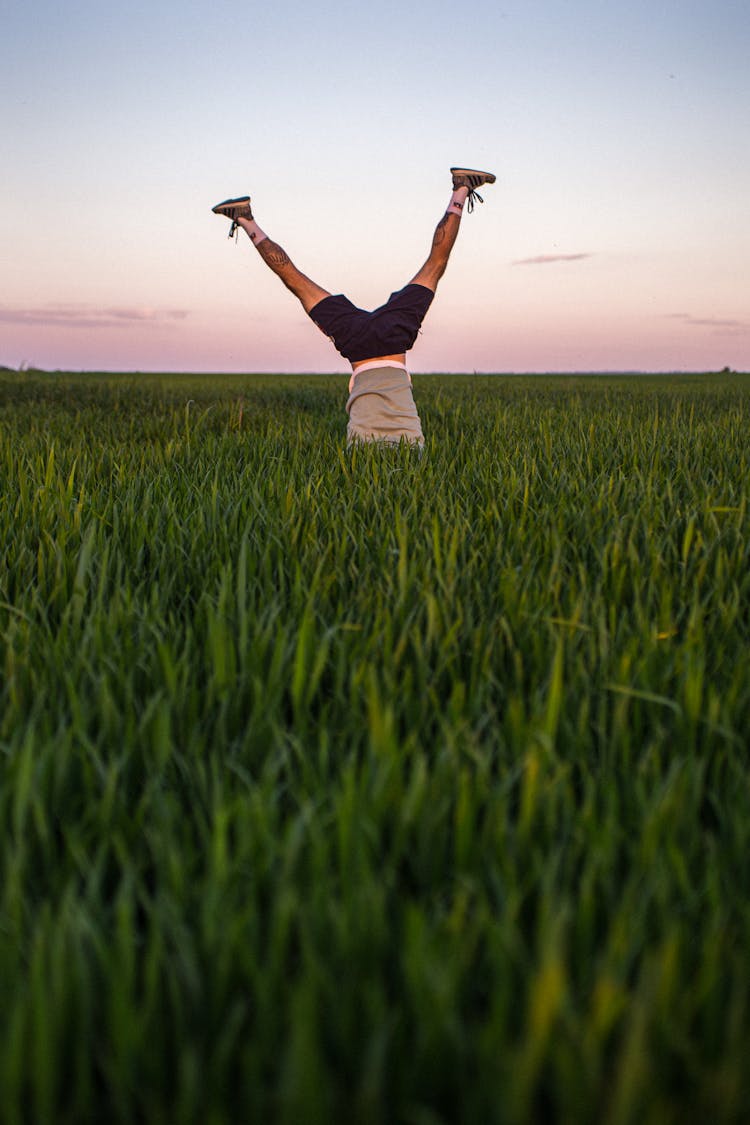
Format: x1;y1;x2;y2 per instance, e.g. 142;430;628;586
1;369;749;1124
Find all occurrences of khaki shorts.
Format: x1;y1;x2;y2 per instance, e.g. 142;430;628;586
346;366;424;447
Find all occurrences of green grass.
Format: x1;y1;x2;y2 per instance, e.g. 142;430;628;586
1;369;749;1124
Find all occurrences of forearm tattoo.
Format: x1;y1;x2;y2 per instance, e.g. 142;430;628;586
258;240;292;269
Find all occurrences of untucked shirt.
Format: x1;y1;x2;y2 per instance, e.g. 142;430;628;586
346;363;424;446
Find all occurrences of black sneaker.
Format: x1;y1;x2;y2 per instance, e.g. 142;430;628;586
449;168;496;211
212;195;253;239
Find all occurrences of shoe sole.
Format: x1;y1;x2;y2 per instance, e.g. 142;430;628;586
212;196;251;215
450;168;496;184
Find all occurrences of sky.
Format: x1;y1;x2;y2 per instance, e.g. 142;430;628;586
1;0;749;374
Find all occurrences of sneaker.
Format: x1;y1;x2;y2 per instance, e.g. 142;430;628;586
212;195;253;240
450;167;496;212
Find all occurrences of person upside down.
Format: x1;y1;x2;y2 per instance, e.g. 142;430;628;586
212;167;495;447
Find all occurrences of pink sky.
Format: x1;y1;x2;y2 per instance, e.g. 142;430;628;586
3;0;749;374
3;255;748;374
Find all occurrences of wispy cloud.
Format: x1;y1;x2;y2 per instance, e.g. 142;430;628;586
665;313;750;335
0;304;189;330
512;252;593;266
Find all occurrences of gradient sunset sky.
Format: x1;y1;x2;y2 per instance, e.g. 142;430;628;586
2;0;748;374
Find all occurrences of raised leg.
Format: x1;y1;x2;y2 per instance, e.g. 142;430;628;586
236;217;331;313
407;167;496;292
408;206;464;293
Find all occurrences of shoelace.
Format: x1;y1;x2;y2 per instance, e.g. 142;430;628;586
228;219;240;241
466;187;485;213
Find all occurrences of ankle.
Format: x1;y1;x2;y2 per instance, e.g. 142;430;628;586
447;186;469;216
239;217;268;245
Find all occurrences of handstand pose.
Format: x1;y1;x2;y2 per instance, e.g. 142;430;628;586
212;168;495;447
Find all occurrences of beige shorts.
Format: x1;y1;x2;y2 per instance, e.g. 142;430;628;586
345;366;424;446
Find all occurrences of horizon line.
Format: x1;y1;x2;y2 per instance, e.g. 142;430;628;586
3;366;747;378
